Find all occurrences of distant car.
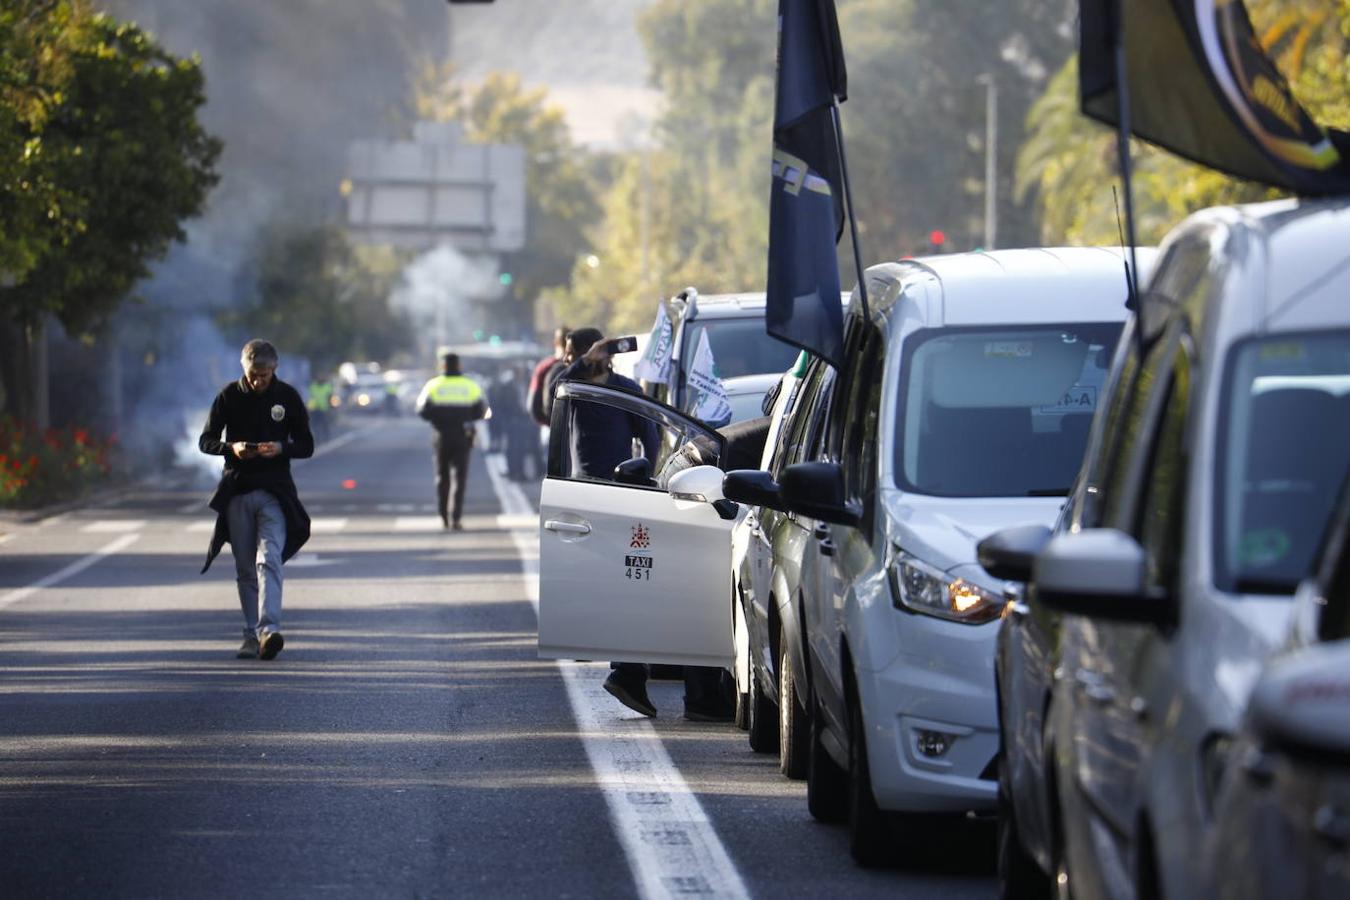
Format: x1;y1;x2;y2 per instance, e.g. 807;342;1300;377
727;247;1134;866
722;373;780;425
1003;198;1350;900
1203;475;1350;900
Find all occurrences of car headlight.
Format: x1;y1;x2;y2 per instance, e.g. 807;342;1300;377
889;548;1002;625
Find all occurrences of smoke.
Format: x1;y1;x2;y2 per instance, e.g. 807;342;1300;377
389;244;502;359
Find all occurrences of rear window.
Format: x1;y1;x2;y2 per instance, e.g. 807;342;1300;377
679;318;800;381
895;323;1122;497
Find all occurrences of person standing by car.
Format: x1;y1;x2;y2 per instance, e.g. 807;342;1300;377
555;328;670;716
415;352;488;531
528;326;569;427
199;339;314;661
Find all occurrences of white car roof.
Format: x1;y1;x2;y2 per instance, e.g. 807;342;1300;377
865;247;1153;329
722;372;782;396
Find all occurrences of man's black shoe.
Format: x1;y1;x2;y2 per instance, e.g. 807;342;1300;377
440;511;450;530
603;671;656;717
683;701;735;722
259;631;285;660
236;635;259;659
452;519;464;531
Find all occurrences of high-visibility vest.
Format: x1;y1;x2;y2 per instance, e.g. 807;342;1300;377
307;381;333;410
420;374;483;407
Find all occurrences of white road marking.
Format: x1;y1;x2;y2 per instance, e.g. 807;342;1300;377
0;533;140;611
310;517;348;534
80;520;146;534
310;424;380;460
187;521;215;533
288;554;337;568
393;516;444;532
0;534;14;547
485;459;749;900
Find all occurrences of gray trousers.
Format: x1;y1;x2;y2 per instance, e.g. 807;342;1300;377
226;489;285;639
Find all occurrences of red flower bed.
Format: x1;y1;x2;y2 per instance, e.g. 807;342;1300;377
0;416;117;508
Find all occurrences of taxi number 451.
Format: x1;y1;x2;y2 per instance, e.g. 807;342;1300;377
625;555;653;581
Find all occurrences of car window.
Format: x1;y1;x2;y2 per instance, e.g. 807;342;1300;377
771;359;833;477
833;324;883;532
1214;330;1350;593
548;384;723;490
894;322;1122;497
1135;344;1193;594
678;317;802;394
1099;328;1178;529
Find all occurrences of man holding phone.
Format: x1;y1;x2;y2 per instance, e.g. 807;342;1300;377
199;339;314;660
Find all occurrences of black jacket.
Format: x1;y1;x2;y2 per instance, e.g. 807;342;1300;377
198;377;314;573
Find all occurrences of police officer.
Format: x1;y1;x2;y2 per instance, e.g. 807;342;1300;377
415;353;488;531
306;375;334;442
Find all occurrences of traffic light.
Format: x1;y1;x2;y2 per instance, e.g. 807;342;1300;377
473;329;485;341
928;229;946;253
499;272;513;287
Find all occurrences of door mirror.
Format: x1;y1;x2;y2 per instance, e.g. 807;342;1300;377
614;457;655;487
1246;642;1350;759
1033;529;1172;625
668;465;726;504
723;469;785;511
977;524;1054;583
780;462;859;527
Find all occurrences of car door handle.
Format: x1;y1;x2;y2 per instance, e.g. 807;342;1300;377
543;519;591;535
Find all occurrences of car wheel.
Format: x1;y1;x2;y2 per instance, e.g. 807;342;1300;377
847;681;891;867
806;688;847;822
747;655;779;754
778;639;809;779
997;756;1051;899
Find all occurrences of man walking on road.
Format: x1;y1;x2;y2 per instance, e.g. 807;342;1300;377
199;339;314;660
416;352;488;531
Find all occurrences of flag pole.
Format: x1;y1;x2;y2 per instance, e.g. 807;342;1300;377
1110;0;1144;355
831;97;870;324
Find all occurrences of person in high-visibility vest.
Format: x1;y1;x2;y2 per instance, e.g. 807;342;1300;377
415;353;488;530
306;377;334;442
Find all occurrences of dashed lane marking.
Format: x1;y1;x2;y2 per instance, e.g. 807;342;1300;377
80;520;146;534
0;533;140;611
485;458;749;900
393;516;444;532
310;517;348;534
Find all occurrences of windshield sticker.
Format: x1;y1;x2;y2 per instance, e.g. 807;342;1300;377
1239;529;1290;567
1259;342;1305;362
1037;385;1098;415
984;341;1033;359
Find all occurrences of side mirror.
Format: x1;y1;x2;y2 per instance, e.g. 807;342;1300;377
1246;643;1350;759
779;461;860;527
669;465;726;504
977;524;1054;583
724;469;784;511
1033;529;1171;626
614;457;655;487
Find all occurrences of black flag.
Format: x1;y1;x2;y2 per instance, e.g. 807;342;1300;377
766;0;848;368
1080;0;1350;196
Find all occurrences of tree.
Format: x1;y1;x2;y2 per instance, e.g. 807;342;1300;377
221;222;410;371
0;2;221;420
1016;0;1346;245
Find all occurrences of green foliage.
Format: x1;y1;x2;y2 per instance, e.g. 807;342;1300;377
548;0;1076;333
221;223;410;371
0;415;115;508
0;2;221;333
1017;0;1346;246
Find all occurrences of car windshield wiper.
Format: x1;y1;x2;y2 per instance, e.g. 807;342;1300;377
1026;488;1069;497
1232;576;1298;596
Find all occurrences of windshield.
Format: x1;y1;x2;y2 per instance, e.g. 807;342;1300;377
1216;332;1350;594
679;318;800;382
895;323;1122;497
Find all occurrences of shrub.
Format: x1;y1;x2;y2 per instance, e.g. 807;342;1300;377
0;416;117;508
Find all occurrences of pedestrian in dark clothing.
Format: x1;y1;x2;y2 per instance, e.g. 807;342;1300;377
488;368;531;479
528;326;569;427
553;328;673;717
415;353;488;531
199;338;314;661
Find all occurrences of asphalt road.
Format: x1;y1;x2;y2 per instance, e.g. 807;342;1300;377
0;417;995;898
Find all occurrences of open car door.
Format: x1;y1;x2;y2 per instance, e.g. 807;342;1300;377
538;381;733;667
